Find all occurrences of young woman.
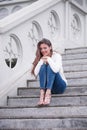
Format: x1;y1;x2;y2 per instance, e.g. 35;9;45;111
31;38;67;106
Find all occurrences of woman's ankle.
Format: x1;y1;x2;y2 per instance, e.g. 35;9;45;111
40;89;45;95
43;89;51;105
38;89;45;106
45;89;51;95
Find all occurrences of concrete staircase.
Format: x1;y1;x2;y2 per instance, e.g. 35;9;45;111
0;47;87;130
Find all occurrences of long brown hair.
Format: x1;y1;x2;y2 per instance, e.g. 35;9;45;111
31;38;53;75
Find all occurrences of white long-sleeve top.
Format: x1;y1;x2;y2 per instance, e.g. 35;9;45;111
34;52;67;84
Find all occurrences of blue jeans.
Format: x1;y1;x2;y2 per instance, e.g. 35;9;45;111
39;64;67;94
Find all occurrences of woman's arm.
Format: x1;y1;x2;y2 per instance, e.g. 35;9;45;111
47;53;62;73
34;59;43;76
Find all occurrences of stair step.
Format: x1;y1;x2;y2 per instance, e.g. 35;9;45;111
27;77;87;88
7;95;87;107
0;106;87;119
64;47;87;54
63;58;87;65
27;79;40;88
0;118;87;129
62;53;87;60
63;64;87;72
17;86;87;96
68;78;87;86
18;87;39;96
65;71;87;79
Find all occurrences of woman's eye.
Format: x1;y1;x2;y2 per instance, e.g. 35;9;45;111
40;48;46;50
44;47;47;50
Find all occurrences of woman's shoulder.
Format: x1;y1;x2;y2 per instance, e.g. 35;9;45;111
52;51;62;60
53;51;61;57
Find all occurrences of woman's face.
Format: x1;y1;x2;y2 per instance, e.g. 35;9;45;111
40;43;51;56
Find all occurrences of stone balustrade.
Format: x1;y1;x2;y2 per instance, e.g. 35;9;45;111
0;0;37;19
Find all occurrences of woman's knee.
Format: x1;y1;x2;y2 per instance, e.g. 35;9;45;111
41;64;47;69
39;64;47;73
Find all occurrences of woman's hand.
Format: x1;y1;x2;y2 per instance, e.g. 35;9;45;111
42;56;49;64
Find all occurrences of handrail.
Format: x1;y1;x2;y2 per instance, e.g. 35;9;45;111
0;0;32;5
0;0;60;33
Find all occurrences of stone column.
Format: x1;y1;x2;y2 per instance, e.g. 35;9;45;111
64;0;69;40
85;14;87;46
84;0;87;46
